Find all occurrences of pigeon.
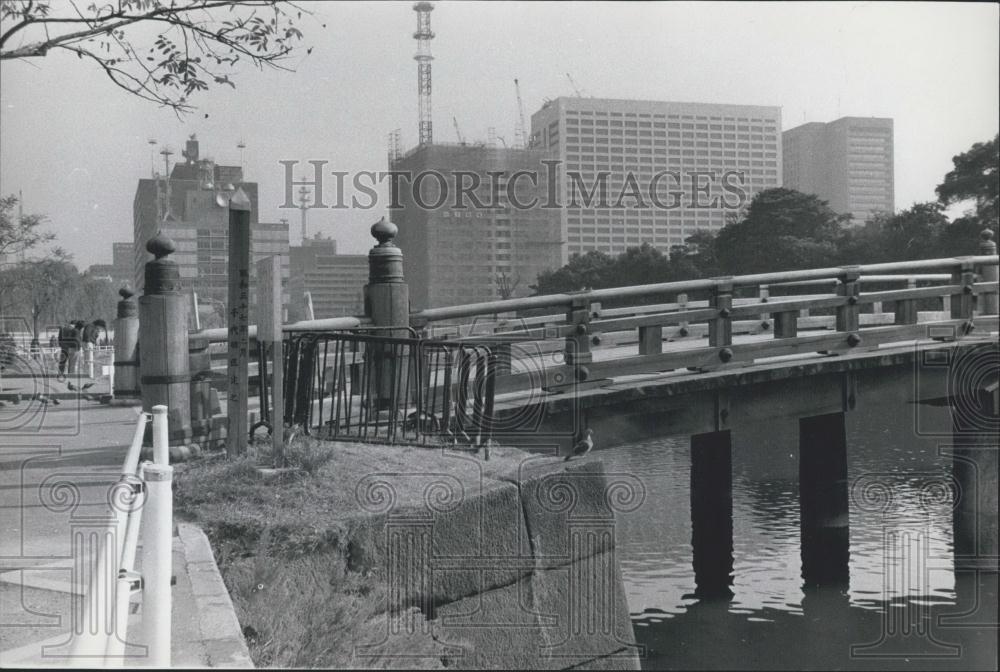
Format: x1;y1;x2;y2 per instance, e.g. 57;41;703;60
66;381;77;391
565;428;594;461
34;394;60;406
81;382;95;390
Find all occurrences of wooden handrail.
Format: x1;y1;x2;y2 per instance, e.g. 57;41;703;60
410;255;997;325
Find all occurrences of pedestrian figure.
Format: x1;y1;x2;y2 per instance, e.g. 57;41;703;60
57;320;82;381
81;319;105;379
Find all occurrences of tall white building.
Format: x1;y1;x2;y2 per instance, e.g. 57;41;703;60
530;97;782;262
783;117;894;222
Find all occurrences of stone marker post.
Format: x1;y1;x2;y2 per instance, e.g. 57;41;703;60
138;234;191;444
366;217;409;409
113;287;140;398
226;188;252;458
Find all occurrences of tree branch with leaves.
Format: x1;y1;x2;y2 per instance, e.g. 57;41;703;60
0;0;313;113
0;193;52;260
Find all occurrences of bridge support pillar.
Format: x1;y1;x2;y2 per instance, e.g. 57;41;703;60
951;370;999;571
799;412;849;589
690;429;734;599
138;234;191;446
112;288;139;398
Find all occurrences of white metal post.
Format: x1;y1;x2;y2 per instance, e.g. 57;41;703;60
108;348;115;398
140;462;172;668
151;405;169;466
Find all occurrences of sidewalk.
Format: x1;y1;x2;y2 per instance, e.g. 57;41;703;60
0;398;251;667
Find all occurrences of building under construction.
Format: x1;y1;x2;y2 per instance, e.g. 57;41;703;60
390;2;561;309
391;143;561;310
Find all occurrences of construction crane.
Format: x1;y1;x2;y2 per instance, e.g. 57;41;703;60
452;116;466;145
566;72;584;97
514;78;527;149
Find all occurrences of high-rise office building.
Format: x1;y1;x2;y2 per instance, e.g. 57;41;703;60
529;97;783;263
111;242;133;290
783;117;894;222
287;235;368;320
132;135;289;309
391;144;562;310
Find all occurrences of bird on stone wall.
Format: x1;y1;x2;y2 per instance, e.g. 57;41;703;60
565;428;594;461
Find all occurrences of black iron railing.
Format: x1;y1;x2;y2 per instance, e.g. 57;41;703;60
256;331;497;446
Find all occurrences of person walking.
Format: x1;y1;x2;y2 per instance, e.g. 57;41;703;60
57;320;82;381
81;319;104;379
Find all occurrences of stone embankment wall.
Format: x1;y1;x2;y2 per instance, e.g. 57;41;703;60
347;458;643;669
217;457;644;669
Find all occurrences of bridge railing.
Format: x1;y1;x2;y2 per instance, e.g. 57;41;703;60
409;252;998;396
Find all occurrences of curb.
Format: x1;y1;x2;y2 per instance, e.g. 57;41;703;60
176;522;254;668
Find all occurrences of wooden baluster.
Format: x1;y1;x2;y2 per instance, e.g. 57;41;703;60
894;277;918;325
564;293;592;377
709;279;733;364
836;267;861;351
758;284;771;331
951;260;976;332
774;311;798;339
638;324;662;355
676;292;690;337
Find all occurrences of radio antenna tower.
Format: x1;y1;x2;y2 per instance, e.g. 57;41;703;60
298;185;311;242
413;2;435;145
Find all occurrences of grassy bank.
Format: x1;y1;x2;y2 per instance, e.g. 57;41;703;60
173;436;540;668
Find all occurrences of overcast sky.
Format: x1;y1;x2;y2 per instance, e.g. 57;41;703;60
1;1;998;269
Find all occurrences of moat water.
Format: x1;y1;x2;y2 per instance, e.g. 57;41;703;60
598;397;998;670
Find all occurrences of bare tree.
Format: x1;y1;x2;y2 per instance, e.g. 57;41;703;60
495;270;522;300
0;0;312;113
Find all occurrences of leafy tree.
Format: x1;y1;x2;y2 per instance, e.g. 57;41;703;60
5;250;78;345
0;0;312;113
670;230;719;279
837;202;950;265
0;193;52;259
936;135;999;227
532;250;615;295
714;188;851;275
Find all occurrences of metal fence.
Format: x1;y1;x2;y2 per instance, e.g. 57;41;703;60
257;331;498;446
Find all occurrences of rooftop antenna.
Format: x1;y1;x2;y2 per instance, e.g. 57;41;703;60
413;2;435;145
237;139;246;173
147;138;158;177
487;127;497;148
566;72;584;97
452;116;466;145
298;185;311;243
159;147;174;220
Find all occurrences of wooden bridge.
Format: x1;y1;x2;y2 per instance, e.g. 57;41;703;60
116;223;998;598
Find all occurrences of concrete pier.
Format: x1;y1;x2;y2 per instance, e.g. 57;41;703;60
690;429;734;598
799;412;850;589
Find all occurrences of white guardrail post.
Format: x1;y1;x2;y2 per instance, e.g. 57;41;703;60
140;403;172;667
140;462;172;667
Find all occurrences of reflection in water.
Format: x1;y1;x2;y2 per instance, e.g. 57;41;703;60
597;397;996;669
